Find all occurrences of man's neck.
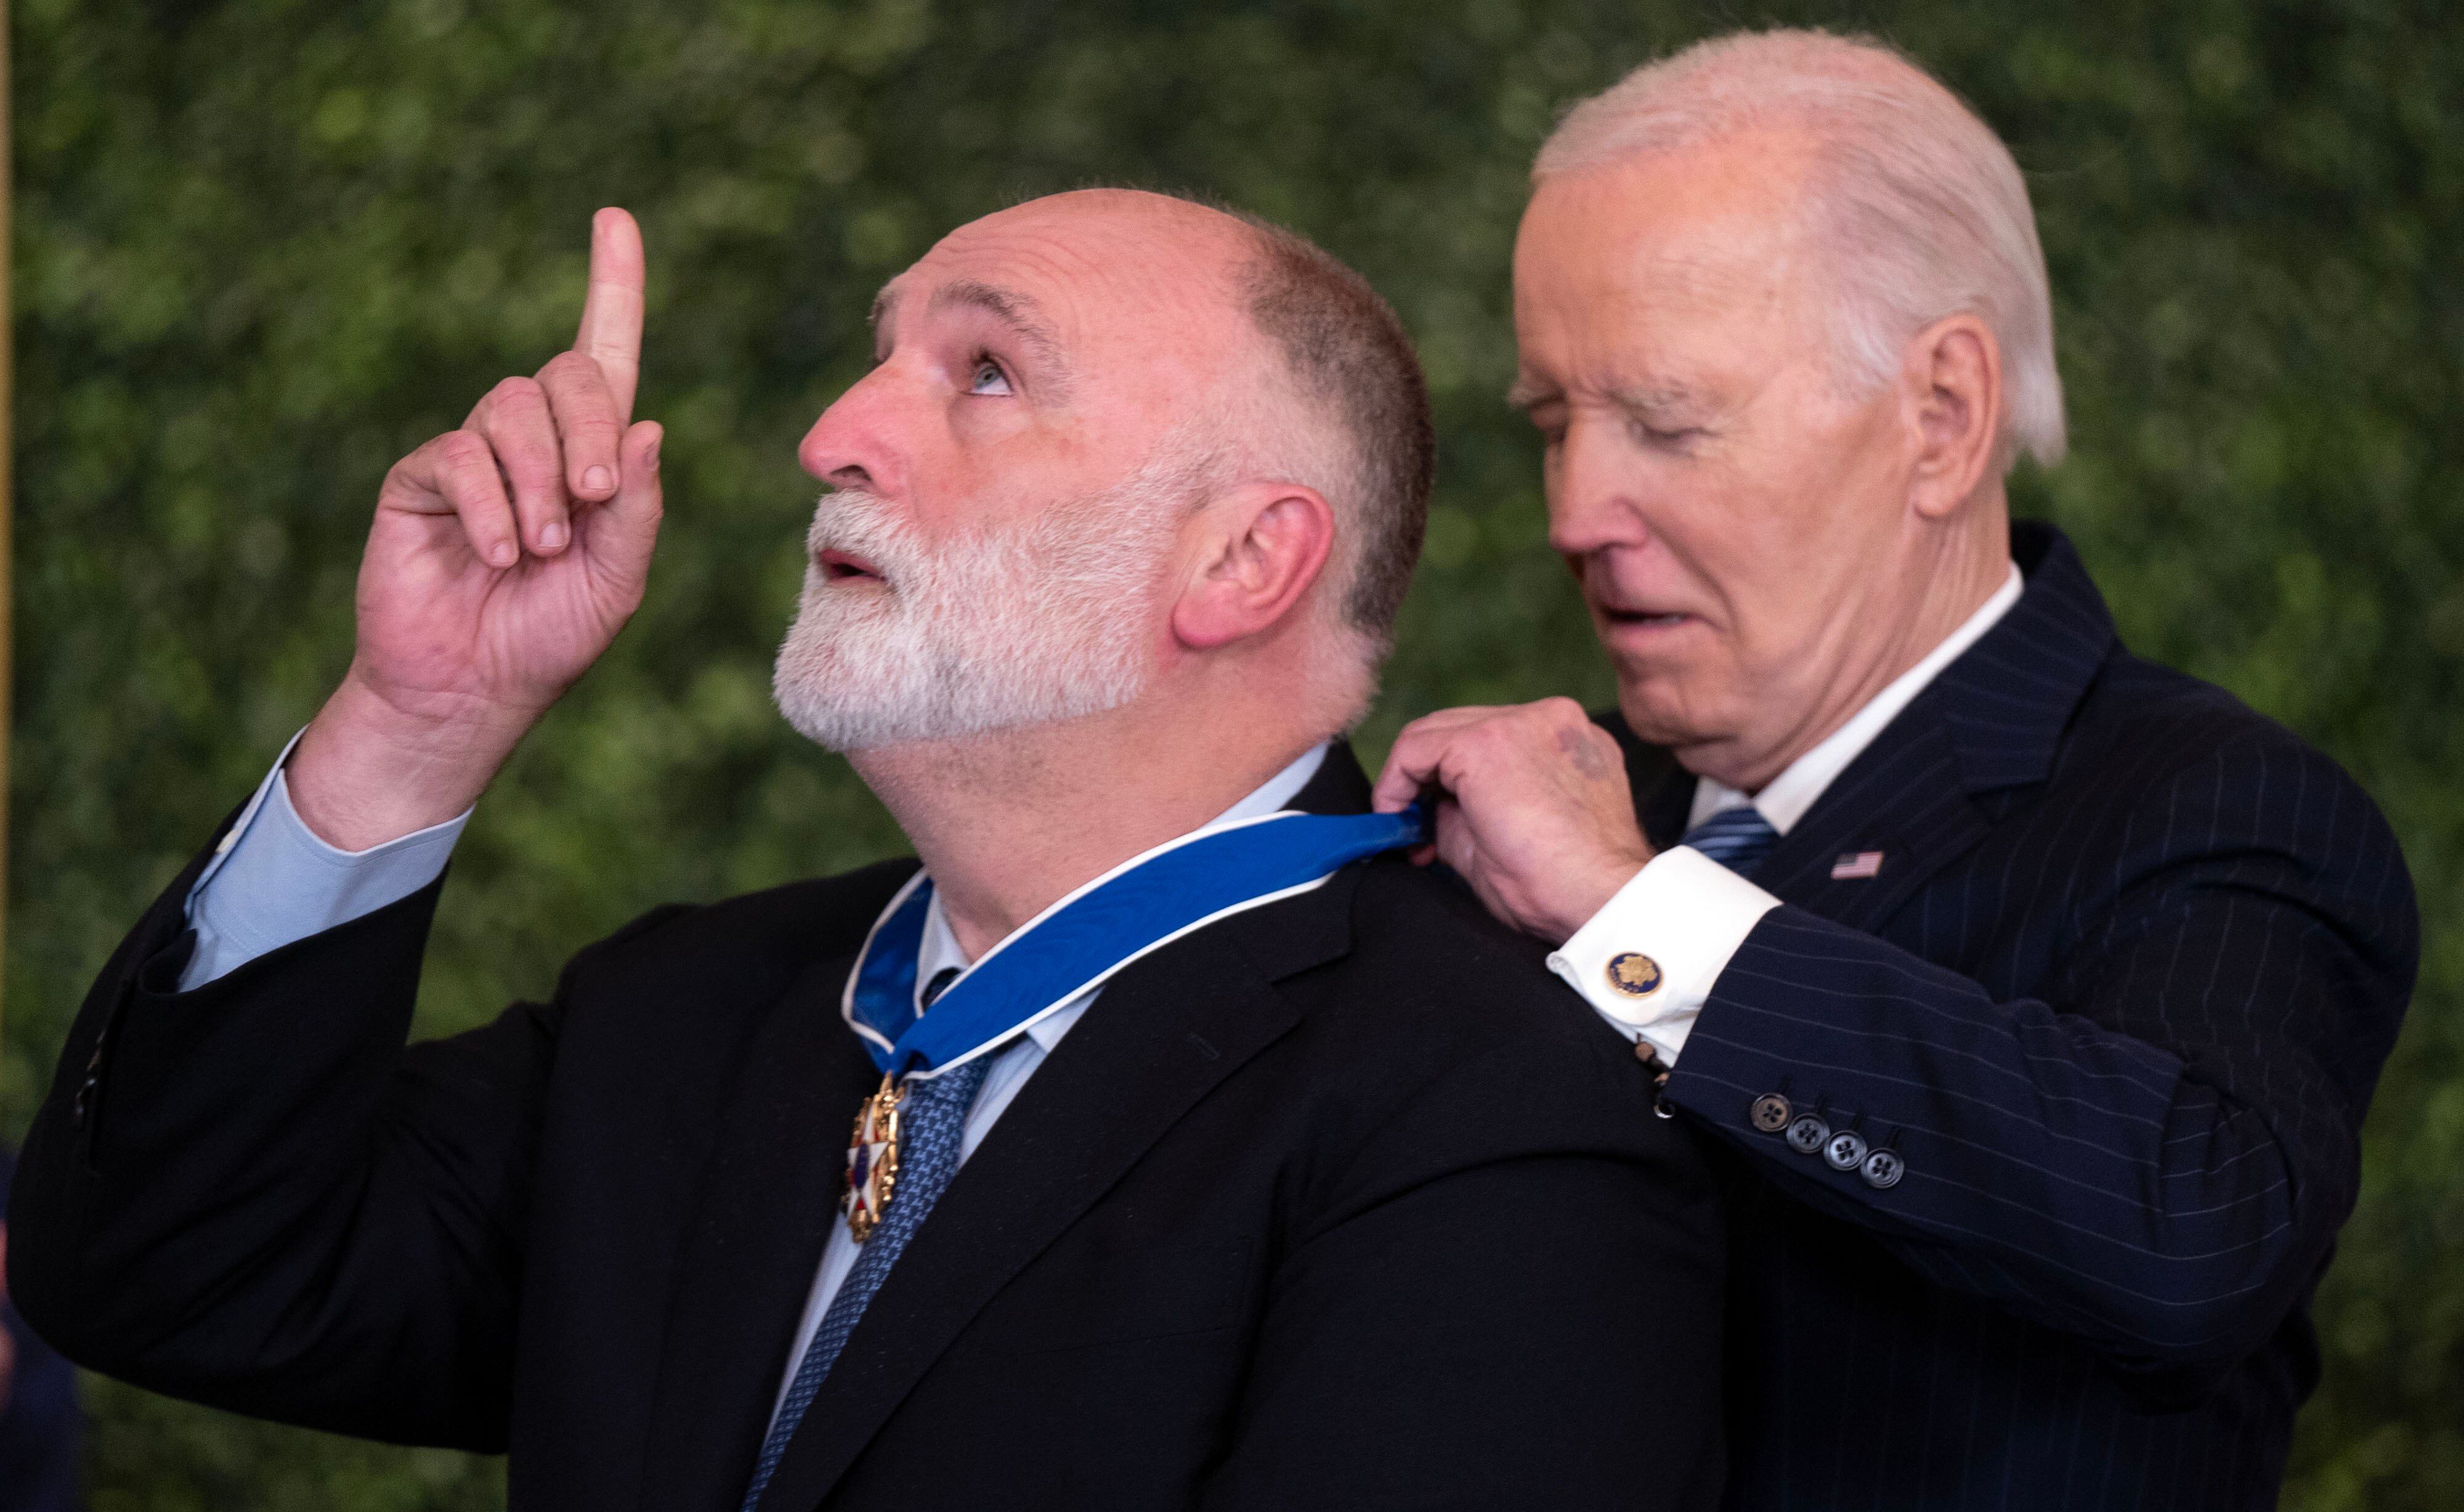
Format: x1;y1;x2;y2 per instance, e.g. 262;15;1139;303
853;702;1323;961
1684;503;2014;794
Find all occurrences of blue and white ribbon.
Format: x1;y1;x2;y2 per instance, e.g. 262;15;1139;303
843;805;1430;1079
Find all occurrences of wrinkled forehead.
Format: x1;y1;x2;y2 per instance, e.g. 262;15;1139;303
873;196;1258;405
1515;132;1831;363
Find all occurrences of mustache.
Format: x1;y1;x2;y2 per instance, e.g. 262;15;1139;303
804;488;925;585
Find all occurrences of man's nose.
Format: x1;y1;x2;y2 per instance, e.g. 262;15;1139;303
798;364;912;497
1545;418;1649;558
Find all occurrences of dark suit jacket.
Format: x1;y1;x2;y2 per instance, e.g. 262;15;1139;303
0;1151;81;1512
10;750;1725;1511
1605;522;2416;1511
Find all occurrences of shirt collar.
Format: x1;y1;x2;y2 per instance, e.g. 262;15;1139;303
1690;562;2025;836
914;741;1333;1051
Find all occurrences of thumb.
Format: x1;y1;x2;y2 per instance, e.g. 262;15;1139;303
612;420;663;519
585;420;665;601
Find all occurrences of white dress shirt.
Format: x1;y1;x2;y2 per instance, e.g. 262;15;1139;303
1549;563;2024;1062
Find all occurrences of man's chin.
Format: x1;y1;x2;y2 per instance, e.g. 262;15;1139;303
778;696;1129;757
1611;677;1731;752
772;651;1153;755
771;663;941;754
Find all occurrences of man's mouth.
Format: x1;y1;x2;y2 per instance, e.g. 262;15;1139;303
817;550;886;584
1600;607;1695;631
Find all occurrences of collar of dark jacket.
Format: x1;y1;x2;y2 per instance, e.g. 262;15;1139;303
1916;518;2117;793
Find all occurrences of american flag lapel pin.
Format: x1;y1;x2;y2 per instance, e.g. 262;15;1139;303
1830;850;1886;880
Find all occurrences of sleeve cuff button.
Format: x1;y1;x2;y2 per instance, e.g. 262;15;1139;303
1823;1129;1870;1171
1784;1113;1831;1155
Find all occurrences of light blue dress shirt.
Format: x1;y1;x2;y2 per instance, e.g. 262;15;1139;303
176;736;1329;1428
179;731;473;991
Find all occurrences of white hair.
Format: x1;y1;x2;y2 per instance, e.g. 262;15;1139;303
771;449;1200;751
1535;28;2066;469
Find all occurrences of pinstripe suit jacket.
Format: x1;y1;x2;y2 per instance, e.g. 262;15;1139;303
1608;521;2417;1511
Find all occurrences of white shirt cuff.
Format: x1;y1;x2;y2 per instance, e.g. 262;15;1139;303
1546;846;1781;1065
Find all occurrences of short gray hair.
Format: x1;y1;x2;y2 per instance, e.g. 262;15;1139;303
1536;28;2065;469
1231;214;1433;656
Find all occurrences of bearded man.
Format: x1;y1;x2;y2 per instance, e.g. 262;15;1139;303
10;193;1725;1510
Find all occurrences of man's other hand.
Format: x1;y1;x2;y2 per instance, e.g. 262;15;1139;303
1372;698;1655;945
290;209;665;850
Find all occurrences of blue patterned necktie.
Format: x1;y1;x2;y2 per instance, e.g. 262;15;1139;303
1682;805;1781;879
739;967;982;1512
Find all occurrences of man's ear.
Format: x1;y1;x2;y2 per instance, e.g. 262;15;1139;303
1170;481;1337;651
1904;312;2004;519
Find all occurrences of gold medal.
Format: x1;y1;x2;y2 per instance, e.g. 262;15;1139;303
842;1072;906;1242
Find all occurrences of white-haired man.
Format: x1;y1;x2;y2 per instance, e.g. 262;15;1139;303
1378;30;2416;1511
12;193;1727;1509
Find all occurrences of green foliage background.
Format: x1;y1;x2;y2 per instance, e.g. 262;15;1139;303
10;0;2459;1505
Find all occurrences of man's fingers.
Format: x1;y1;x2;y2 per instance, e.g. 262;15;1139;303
1376;697;1616;810
405;431;522;569
473;376;573;556
538;350;626;502
1372;709;1504;810
1372;729;1448;812
574;207;646;422
1372;715;1463;810
1433;801;1480;877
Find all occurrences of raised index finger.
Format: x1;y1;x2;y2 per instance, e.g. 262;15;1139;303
574;207;646;422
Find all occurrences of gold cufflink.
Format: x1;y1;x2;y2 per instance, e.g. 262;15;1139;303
1605;952;1663;997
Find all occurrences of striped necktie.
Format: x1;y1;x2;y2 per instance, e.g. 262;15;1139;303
739;967;979;1511
1681;805;1781;879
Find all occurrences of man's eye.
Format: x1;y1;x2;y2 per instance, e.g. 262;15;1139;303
968;359;1013;396
1629;417;1701;450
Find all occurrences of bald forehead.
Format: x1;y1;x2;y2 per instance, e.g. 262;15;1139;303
873;192;1263;373
969;189;1258;273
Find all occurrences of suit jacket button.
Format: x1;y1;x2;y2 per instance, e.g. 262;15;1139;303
1784;1114;1830;1155
1823;1129;1869;1171
1861;1148;1905;1190
1749;1094;1792;1132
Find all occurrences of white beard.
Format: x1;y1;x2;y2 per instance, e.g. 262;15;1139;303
771;458;1193;752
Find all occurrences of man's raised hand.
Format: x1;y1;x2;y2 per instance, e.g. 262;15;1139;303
288;209;664;850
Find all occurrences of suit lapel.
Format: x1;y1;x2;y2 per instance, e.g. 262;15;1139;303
753;749;1372;1511
755;881;1348;1511
1752;709;1995;930
634;948;886;1512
